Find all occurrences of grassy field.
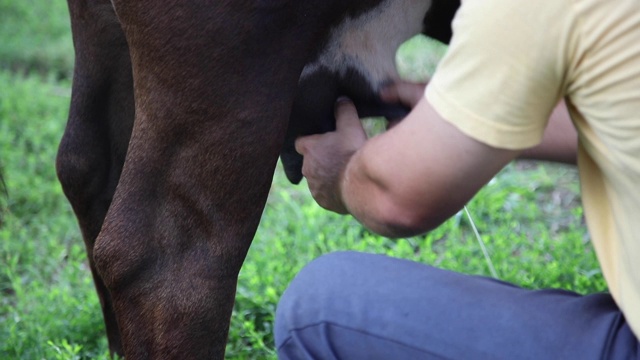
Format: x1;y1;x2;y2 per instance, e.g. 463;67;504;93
0;1;606;359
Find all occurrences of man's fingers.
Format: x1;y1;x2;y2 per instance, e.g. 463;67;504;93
295;97;365;157
334;97;363;133
295;135;314;155
380;81;427;108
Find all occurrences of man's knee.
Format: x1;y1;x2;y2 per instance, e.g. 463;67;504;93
276;252;361;314
275;251;368;346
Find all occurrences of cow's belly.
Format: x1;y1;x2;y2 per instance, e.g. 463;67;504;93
301;0;431;98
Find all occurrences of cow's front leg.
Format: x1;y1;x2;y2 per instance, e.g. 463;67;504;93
92;1;329;358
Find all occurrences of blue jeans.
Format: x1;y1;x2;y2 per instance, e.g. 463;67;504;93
275;251;639;359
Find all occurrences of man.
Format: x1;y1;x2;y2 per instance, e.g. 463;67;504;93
275;0;640;358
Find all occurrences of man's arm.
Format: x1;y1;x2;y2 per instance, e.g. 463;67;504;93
382;82;578;165
519;101;577;164
296;95;519;238
340;97;519;238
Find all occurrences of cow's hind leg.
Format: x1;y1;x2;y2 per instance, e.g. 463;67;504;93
91;1;336;357
56;0;134;356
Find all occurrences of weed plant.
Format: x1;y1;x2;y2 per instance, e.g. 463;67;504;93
0;1;606;359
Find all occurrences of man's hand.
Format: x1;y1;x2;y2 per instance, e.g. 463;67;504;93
380;81;427;128
293;81;428;216
380;81;427;108
294;98;367;214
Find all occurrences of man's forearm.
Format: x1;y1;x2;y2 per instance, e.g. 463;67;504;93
339;99;520;239
340;147;435;239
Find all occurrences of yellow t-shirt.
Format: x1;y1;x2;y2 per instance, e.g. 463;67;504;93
426;0;640;337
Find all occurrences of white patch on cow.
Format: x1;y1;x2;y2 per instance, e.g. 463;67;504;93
300;0;432;89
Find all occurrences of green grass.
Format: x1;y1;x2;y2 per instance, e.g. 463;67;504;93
0;0;74;78
0;2;606;359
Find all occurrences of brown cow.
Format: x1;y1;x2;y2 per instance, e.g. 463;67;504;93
56;0;458;358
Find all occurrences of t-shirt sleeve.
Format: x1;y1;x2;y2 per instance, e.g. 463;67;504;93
425;0;574;150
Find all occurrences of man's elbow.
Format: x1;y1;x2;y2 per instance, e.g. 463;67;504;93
365;199;448;239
